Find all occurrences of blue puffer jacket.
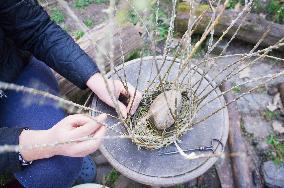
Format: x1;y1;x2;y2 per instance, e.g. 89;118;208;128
0;0;99;173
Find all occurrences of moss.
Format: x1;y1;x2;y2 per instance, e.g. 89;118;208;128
177;2;191;13
195;4;210;16
177;2;209;16
116;9;129;25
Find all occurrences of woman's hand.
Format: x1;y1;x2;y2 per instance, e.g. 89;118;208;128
19;114;107;161
86;73;142;118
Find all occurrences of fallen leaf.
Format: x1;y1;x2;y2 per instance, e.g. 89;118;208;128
272;121;284;134
267;102;278;112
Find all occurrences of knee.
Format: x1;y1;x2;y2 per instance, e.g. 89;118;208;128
15;156;83;188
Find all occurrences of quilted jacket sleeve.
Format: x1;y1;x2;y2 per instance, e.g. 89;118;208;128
0;127;24;173
0;0;99;89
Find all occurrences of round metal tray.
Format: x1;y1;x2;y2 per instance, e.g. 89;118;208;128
91;56;229;186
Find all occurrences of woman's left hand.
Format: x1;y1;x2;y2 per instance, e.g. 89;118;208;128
87;73;142;118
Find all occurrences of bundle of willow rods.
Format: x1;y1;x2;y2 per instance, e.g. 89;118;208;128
125;82;198;150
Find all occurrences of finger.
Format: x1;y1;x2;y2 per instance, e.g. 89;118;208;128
126;84;142;115
112;80;126;98
117;101;127;119
71;126;107;157
119;82;129;97
65;114;94;127
70;114;107;138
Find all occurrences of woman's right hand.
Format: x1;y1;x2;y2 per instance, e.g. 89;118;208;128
19;114;107;161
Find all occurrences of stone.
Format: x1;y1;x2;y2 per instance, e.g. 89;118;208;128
168;38;180;49
257;141;270;151
272;121;284;134
242;115;273;139
261;161;284;188
148;90;182;130
237;93;272;114
267;85;279;96
206;37;230;55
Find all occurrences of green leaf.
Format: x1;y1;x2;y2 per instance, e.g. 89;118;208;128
50;8;65;24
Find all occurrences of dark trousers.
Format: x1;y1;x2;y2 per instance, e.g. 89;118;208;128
0;57;83;188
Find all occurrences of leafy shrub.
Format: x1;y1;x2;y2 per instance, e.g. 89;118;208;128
74;30;85;40
51;8;65;24
83;18;94;28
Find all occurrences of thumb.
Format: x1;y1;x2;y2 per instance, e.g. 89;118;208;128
93;113;107;125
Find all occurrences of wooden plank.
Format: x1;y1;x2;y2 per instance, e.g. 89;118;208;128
220;82;254;188
175;9;284;52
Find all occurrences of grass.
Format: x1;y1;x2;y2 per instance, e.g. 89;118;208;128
125;49;141;61
83;18;94;28
74;0;108;8
266;0;284;23
95;0;108;3
125;5;170;42
263;109;280;121
232;85;242;93
50;8;65;24
127;10;139;25
226;0;240;9
267;135;284;164
73;30;85;40
156;8;170;42
104;169;119;186
225;0;284;23
74;0;94;8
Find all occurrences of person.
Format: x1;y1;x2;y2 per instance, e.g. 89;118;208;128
0;0;142;187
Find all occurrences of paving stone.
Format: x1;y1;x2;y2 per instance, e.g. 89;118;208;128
242;115;273;139
261;161;284;188
237;93;272;114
